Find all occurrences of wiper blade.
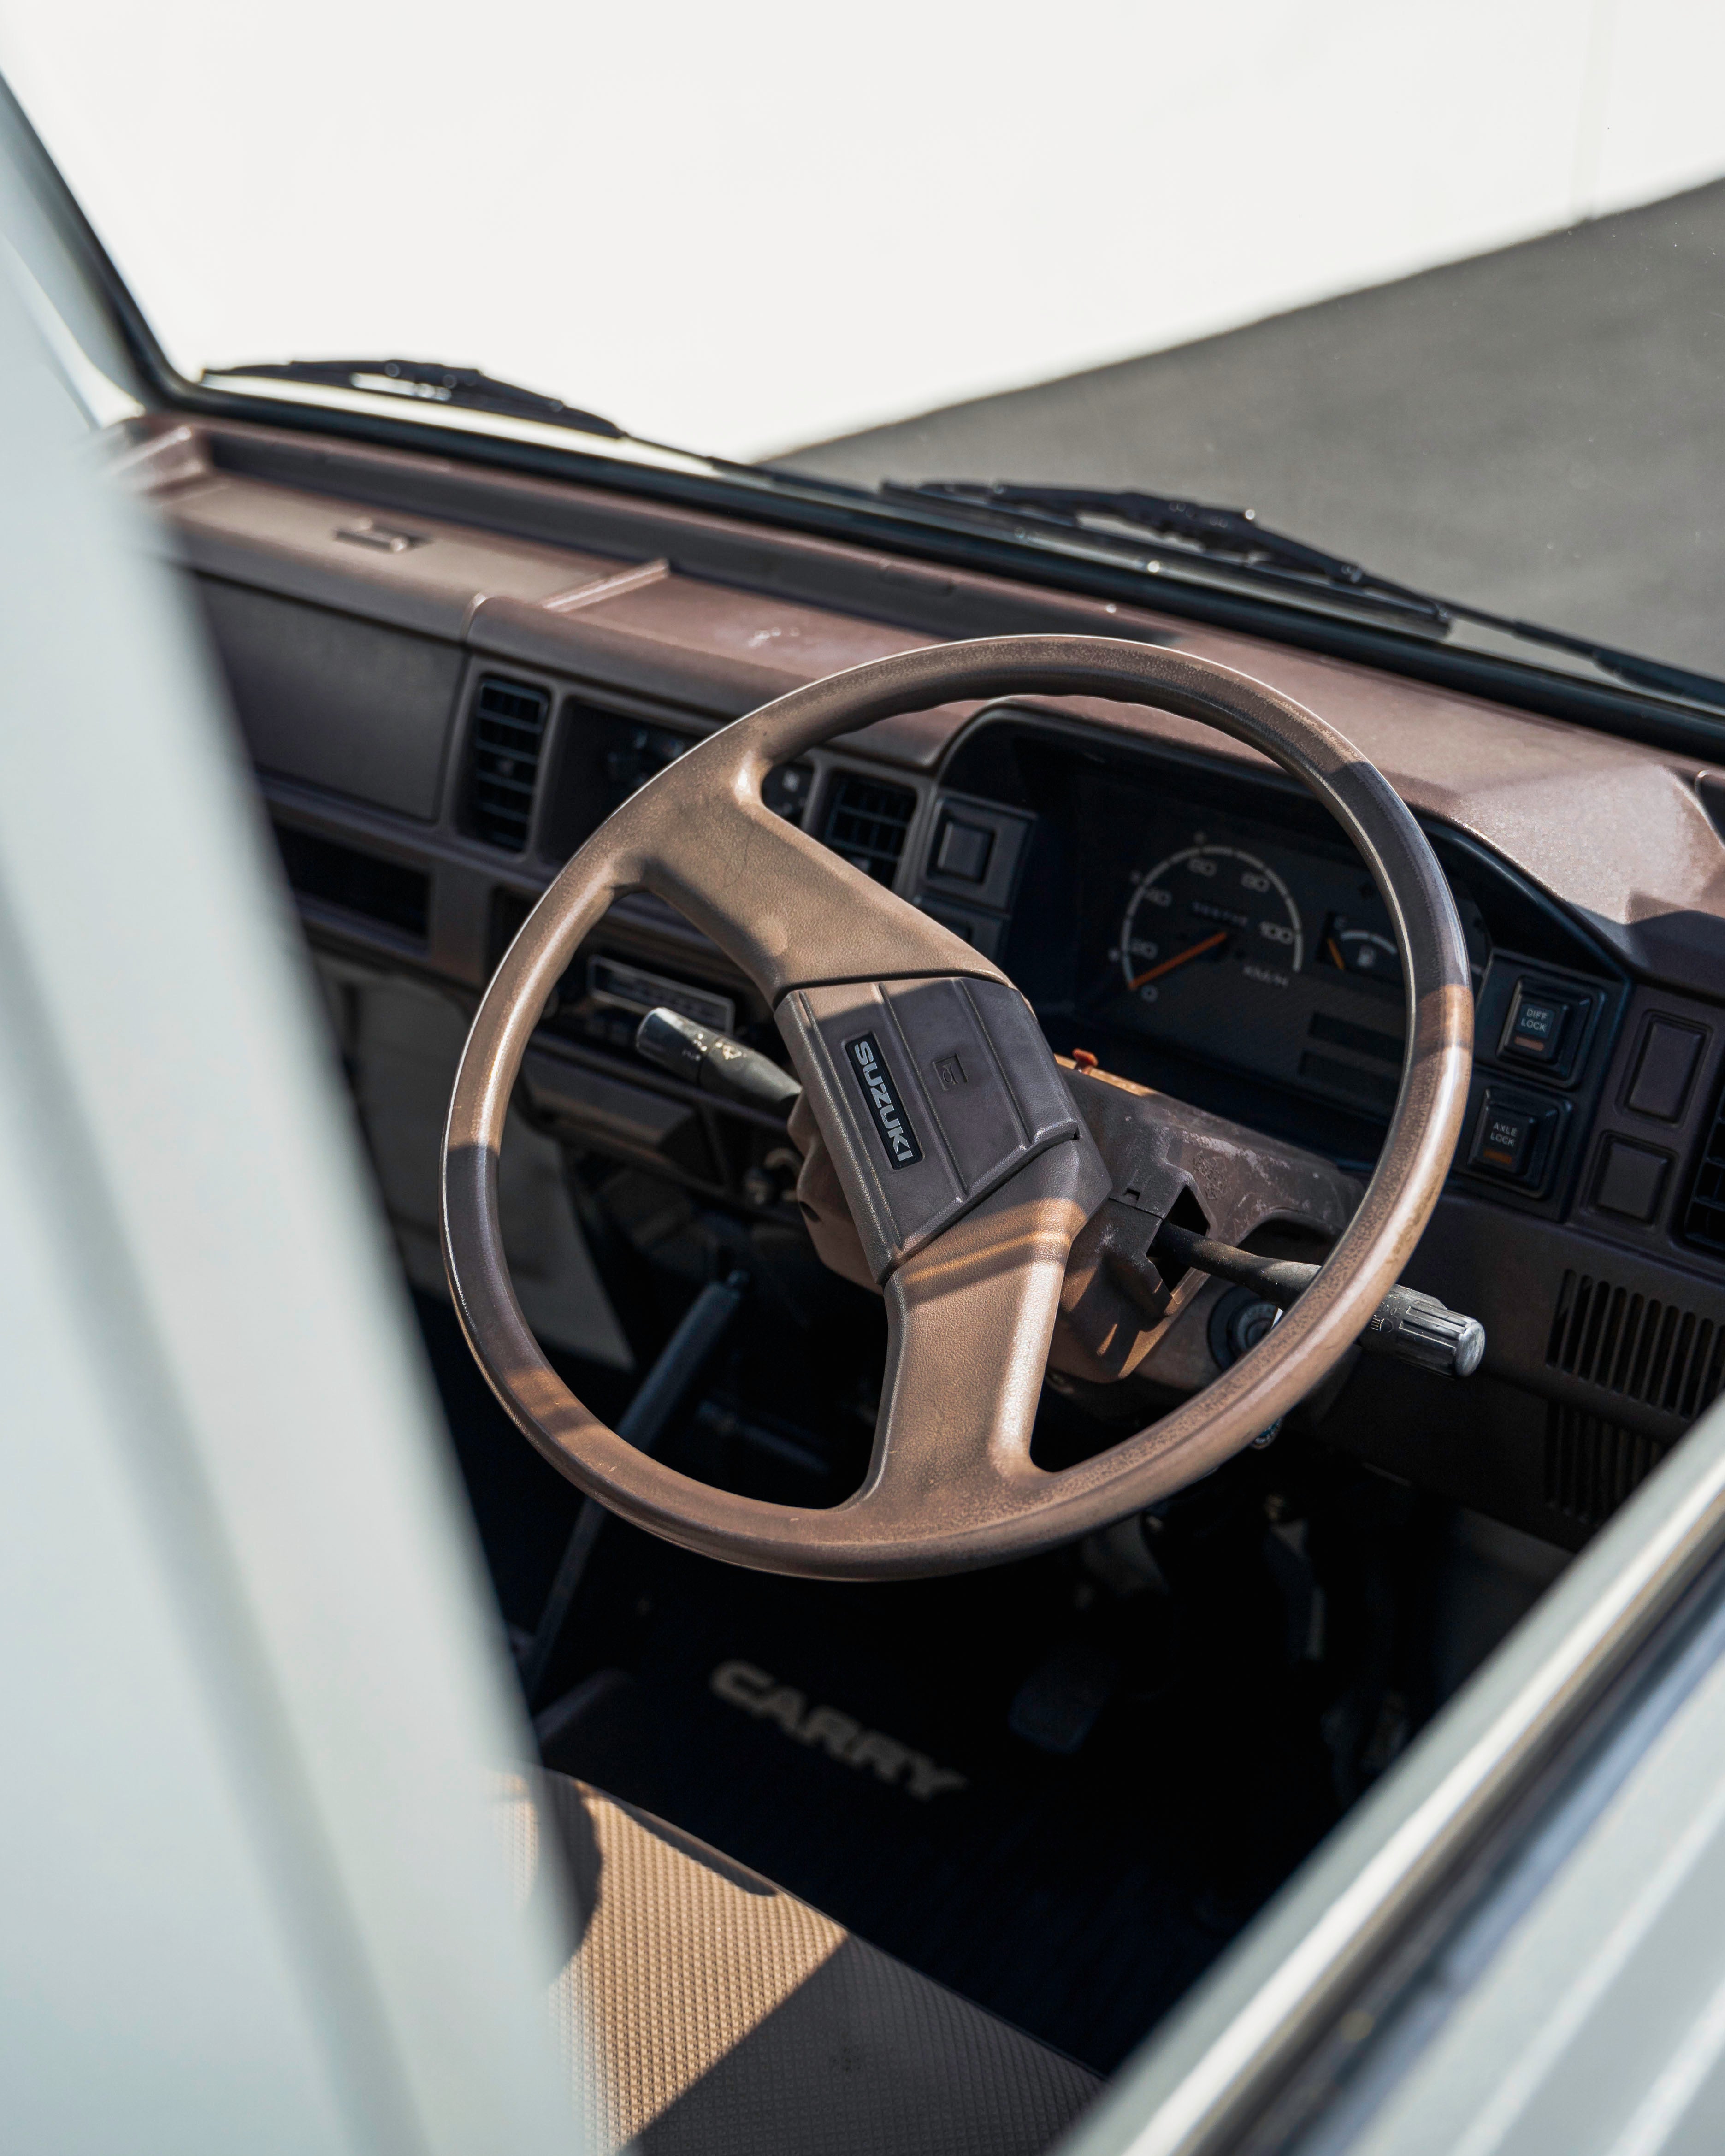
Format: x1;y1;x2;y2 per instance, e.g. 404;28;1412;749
206;357;625;439
886;479;1446;621
883;478;1725;712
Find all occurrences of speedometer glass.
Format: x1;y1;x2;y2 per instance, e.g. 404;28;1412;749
1115;839;1305;1011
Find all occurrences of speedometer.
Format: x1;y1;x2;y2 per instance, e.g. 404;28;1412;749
1114;841;1304;1008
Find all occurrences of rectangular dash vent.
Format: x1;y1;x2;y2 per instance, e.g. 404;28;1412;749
1544;1403;1667;1529
823;773;916;886
273;825;429;940
1682;1074;1725;1255
466;676;550;853
1546;1269;1725;1419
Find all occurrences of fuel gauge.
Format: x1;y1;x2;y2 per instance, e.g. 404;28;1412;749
1316;916;1403;989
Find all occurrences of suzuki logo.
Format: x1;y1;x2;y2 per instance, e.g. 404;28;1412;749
844;1031;923;1169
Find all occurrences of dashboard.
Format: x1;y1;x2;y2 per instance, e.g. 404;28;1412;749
125;410;1725;1556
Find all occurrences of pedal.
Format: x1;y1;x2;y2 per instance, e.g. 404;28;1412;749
1008;1642;1122;1755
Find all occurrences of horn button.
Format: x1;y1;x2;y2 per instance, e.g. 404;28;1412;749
776;974;1085;1283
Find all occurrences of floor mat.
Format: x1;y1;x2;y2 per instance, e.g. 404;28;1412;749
536;1516;1337;2075
415;1290;1340;2072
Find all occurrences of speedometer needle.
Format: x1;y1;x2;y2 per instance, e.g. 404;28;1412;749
1129;928;1228;989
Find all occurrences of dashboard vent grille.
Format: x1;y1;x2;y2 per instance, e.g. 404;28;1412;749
272;824;428;940
823;773;916;886
1544;1403;1667;1529
467;676;550;852
1681;1075;1725;1254
1546;1270;1725;1418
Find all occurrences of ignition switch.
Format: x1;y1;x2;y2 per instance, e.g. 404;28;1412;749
1208;1287;1285;1448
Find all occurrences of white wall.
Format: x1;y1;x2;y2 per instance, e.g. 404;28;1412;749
2;0;1720;461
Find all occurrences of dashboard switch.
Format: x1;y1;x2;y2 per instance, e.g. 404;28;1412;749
934;816;995;883
1475;1101;1536;1176
1469;1089;1558;1186
1500;981;1585;1070
1625;1018;1705;1121
1593;1137;1671;1223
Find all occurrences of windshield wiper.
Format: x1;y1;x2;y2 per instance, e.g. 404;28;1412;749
888;479;1447;622
882;479;1725;711
206;357;625;439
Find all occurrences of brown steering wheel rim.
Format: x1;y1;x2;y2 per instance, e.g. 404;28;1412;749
442;635;1473;1579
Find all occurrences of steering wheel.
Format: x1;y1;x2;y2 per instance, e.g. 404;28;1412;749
443;636;1472;1579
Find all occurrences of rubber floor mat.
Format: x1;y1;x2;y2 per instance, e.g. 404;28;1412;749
536;1519;1337;2074
411;1296;1339;2069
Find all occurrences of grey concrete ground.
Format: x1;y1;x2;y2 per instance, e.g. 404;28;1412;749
778;182;1725;684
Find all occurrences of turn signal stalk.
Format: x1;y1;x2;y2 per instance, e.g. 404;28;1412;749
634;1005;803;1116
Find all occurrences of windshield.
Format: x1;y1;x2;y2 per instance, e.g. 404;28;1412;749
6;4;1725;683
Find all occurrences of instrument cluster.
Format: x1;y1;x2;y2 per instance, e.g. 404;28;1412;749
1077;776;1490;1121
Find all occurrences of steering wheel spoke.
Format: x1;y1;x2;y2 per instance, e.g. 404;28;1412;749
619;744;987;1001
841;1143;1108;1542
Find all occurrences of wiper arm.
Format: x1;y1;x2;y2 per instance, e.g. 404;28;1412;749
205;357;625;439
890;479;1448;616
882;478;1725;712
884;479;1447;623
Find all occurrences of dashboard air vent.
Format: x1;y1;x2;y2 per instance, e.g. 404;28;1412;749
272;824;429;940
1544;1403;1667;1529
823;773;916;886
1681;1075;1725;1255
1546;1269;1725;1418
466;676;550;853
